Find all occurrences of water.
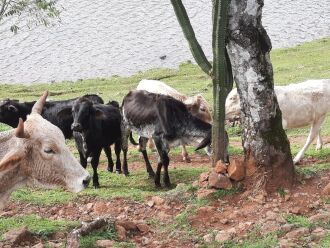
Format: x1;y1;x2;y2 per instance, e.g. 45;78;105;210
0;0;329;84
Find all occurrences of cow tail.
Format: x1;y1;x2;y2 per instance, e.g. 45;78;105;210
129;132;139;145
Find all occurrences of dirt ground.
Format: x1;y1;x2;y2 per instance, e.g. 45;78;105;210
1;136;330;248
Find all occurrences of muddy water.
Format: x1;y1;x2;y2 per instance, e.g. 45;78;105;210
0;0;329;84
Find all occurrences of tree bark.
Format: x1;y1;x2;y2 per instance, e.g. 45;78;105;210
226;0;295;191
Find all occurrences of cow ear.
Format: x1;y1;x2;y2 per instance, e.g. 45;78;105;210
8;105;18;112
95;109;106;120
57;107;72;119
195;135;211;151
0;150;23;173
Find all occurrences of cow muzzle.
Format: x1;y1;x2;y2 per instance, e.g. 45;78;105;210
71;122;83;132
82;175;91;188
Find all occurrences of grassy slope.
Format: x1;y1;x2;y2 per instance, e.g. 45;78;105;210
0;37;330;247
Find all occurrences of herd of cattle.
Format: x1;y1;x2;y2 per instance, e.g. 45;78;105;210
0;78;329;209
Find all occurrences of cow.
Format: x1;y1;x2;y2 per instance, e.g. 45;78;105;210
225;79;330;164
137;79;212;162
59;97;124;188
121;90;228;187
0;95;121;171
0;92;90;210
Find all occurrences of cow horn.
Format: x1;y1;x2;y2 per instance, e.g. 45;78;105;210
32;91;48;114
15;118;29;138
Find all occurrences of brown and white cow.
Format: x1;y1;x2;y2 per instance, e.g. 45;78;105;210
137;79;212;162
0;92;90;209
226;79;330;164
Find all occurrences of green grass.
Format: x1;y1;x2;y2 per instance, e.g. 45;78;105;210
296;163;330;177
80;225;117;248
0;214;78;239
285;214;314;229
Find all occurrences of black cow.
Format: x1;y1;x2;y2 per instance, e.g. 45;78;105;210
121;90;228;187
0;94;103;138
66;97;124;188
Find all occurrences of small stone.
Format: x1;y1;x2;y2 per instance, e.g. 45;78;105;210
192;180;199;187
214;160;227;174
265;211;277;221
32;243;44;248
215;228;236;242
141;237;150;246
93;202;108;214
203;233;214;243
146;200;154;207
279;239;296;248
322;182;330;195
311;227;327;241
280;224;295;233
197;188;216;200
285;227;310;239
284;195;291;201
220;219;229;225
115;225;126;241
86;203;94;210
199;172;210;188
227;159;245;181
96;240;114;248
151;196;165;205
309;213;330;222
116;220;137;231
208;172;232;189
3;227;35;245
136;223;149;233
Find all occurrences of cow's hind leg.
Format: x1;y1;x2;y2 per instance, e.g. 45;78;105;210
114;140;123;175
139;137;155;178
181;145;191;163
121;125;130;178
91;149;102;188
103;146;114;172
316;131;323;150
153;135;171;188
293;116;325;164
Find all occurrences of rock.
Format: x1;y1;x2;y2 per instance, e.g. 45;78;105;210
158;211;171;221
146;200;155;207
215;228;236;242
311;227;327;241
136;223;149;233
93;202;108;214
220;219;229;225
192;180;199;187
197;188;216;200
151;196;165;205
86;203;94;211
32;243;44;248
208;171;232;189
3;227;35;245
322;182;330;195
280;224;295;233
265;211;277;221
116;220;137;231
284;194;291;202
96;240;114;247
215;160;227;174
197;206;216;216
279;239;296;248
115;224;126;241
285;227;310;239
248;194;265;205
227;159;245;181
199;172;210;188
203;233;214;243
141;237;150;246
309;213;330;222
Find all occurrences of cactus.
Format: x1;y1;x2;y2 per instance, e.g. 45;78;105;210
171;0;233;164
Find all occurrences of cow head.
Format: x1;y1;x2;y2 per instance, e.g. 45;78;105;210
225;88;241;120
71;98;104;132
0;92;91;195
184;95;212;124
0;99;21;127
195;129;212;154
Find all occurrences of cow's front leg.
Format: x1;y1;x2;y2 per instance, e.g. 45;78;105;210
121;124;130;177
103;146;114;172
153;135;171;188
91;149;102;188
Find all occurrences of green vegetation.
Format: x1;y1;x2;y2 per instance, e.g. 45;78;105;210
80;226;116;248
0;214;78;239
285;214;314;229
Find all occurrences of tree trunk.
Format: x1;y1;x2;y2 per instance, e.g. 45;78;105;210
226;0;295;191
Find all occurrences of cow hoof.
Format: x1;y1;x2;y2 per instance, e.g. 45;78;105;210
183;157;191;163
164;182;172;188
93;184;100;189
155;183;162;188
124;172;130;177
107;167;114;173
116;170;122;174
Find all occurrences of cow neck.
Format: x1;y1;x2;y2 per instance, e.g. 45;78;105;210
184;116;211;138
0;159;26;210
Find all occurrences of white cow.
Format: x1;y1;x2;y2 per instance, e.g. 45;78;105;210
0;92;90;209
137;79;212;162
225;79;330;164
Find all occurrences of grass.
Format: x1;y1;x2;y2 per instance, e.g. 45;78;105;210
0;214;78;239
285;214;314;229
296;163;330;178
80;225;117;248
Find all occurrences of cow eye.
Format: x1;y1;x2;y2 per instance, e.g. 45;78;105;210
44;148;55;154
